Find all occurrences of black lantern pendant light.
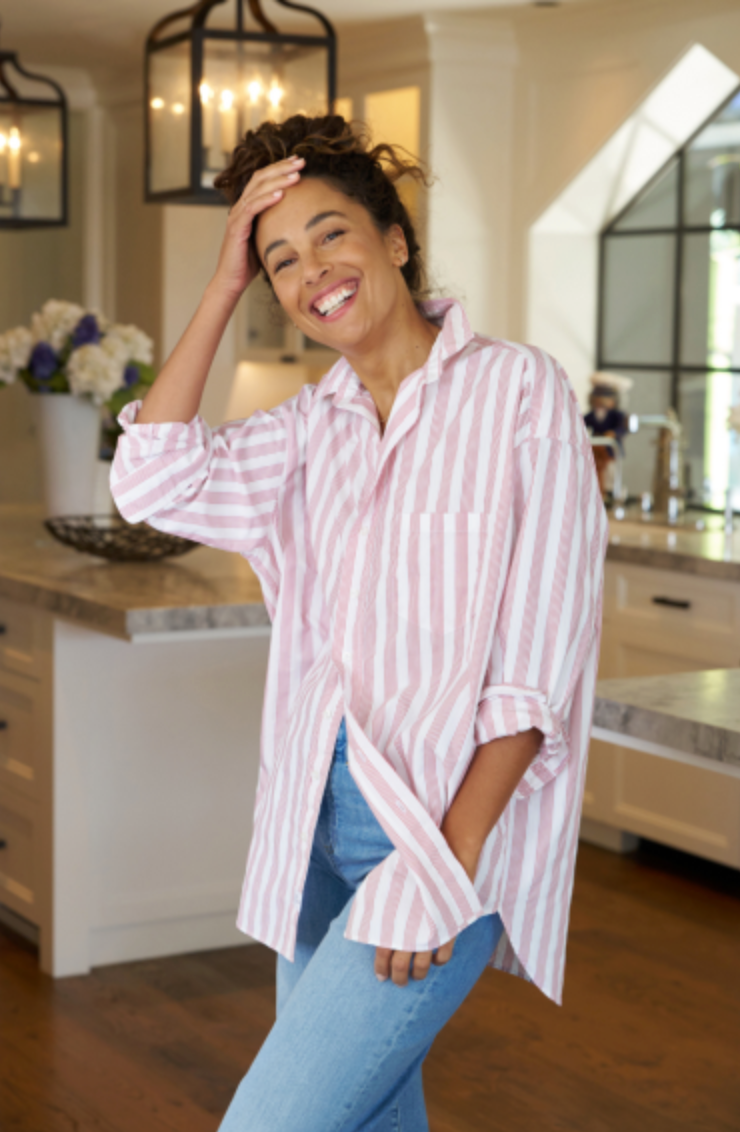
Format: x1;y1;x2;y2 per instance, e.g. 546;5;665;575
0;25;68;228
145;0;336;205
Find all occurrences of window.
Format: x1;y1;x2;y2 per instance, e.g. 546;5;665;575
598;88;740;510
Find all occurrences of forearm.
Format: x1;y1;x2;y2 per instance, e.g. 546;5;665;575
136;281;240;425
441;728;542;879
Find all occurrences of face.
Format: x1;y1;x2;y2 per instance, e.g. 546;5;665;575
254;176;409;356
591;393;616;422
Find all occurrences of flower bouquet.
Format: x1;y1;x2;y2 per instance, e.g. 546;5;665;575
0;300;156;516
0;299;155;405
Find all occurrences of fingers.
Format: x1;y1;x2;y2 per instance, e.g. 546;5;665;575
412;950;433;981
374;946;392;982
433;937;456;966
235;156;304;213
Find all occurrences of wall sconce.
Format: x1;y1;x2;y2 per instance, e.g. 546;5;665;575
144;0;336;205
0;32;68;228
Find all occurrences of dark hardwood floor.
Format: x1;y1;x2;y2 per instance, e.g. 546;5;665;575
2;839;739;1131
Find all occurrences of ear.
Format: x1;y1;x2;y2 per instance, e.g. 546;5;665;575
385;223;409;268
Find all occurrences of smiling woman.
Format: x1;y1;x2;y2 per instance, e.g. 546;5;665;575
109;113;608;1132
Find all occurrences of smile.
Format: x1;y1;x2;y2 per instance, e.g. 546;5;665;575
311;281;359;320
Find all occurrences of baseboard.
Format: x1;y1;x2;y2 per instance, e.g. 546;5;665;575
89;910;256;968
579;817;639;854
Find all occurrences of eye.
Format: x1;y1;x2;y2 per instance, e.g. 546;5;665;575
322;228;345;244
273;256;296;274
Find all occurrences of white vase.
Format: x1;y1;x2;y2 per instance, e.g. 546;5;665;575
34;394;102;517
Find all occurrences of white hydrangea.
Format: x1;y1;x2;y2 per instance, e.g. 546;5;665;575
0;325;33;385
31;299;86;352
105;323;154;366
67;340;127;406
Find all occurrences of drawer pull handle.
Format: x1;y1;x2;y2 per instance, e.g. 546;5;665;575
0;720;6;731
652;596;691;610
0;839;6;850
0;624;6;635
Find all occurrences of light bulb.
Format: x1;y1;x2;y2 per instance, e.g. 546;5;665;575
9;126;21;152
172;102;185;116
150;97;165;110
220;89;235;111
246;79;263;104
267;83;284;110
199;82;214;105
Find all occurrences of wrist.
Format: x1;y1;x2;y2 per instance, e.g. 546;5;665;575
442;825;482;881
205;275;244;311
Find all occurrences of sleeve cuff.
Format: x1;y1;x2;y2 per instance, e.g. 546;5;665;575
474;685;569;799
117;401;211;455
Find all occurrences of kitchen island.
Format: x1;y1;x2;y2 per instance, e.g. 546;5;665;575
0;506;271;976
583;512;740;868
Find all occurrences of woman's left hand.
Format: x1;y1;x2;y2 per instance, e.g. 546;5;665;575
373;844;477;987
374;937;457;986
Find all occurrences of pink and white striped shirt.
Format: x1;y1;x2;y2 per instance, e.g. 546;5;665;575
111;299;608;1004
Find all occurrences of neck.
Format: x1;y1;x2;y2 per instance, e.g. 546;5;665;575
343;290;440;418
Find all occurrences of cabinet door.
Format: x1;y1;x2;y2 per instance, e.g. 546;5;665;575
584;562;740;867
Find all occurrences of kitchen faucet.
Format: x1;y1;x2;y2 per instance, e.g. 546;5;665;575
627;410;684;524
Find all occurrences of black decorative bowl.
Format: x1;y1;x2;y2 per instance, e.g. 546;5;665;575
44;515;199;563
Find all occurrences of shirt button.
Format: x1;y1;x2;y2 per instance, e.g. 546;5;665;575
293;893;302;908
311;768;321;782
342;650;351;664
323;707;333;720
394;799;407;813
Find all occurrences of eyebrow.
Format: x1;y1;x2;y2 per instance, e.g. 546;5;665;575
263;211;349;264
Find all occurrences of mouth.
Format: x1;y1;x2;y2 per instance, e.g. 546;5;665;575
310;280;359;321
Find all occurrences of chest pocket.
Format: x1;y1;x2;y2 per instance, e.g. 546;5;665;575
396;512;488;639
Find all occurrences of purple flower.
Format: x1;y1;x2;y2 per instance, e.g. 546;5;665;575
123;364;140;388
29;342;58;383
71;314;101;348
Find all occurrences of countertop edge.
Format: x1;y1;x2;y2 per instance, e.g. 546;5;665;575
606;542;740;581
593;694;740;769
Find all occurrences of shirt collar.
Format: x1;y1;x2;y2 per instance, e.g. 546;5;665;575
314;298;474;404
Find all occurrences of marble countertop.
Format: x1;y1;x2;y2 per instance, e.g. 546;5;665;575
0;506;269;640
3;500;740;640
606;510;740;581
594;669;740;769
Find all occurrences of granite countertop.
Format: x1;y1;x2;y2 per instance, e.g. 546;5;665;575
594;669;740;769
0;506;269;640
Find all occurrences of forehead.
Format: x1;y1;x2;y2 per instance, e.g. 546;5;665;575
255;176;366;254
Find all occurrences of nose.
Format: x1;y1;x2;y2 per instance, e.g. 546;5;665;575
302;250;330;288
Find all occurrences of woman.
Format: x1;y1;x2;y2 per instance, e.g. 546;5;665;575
111;115;608;1131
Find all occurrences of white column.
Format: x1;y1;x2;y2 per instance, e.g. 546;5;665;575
162;205;239;427
423;15;518;340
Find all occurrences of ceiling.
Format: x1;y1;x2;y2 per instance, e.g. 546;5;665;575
1;0;597;79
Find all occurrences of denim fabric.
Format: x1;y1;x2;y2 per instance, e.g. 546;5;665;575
218;717;502;1132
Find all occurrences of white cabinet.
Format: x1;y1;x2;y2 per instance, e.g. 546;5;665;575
583;562;740;867
0;598;270;977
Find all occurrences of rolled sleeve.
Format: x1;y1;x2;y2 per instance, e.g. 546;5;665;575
474;684;568;799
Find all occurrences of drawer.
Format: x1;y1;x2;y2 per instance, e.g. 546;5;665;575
0;670;44;801
0;598;47;680
0;790;39;925
607;564;740;639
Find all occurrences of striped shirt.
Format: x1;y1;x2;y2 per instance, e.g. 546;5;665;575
111;299;608;1004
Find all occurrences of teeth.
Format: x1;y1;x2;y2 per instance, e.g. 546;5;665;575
315;284;356;316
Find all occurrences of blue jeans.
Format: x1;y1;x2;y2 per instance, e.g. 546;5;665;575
218;718;503;1132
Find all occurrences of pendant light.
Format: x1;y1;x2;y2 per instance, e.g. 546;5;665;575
0;24;68;228
144;0;336;205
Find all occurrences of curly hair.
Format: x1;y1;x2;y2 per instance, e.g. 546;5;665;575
214;114;430;299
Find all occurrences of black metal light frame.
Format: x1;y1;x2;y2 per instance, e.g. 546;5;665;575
0;48;68;229
144;0;337;205
596;83;740;409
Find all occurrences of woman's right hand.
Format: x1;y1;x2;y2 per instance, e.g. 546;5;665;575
212;155;305;299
